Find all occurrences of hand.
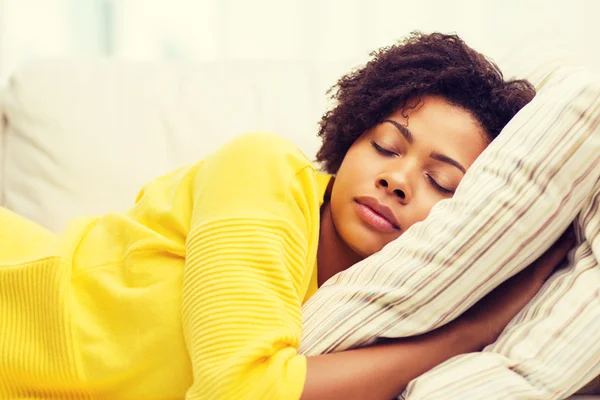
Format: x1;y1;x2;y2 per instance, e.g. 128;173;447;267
462;227;576;349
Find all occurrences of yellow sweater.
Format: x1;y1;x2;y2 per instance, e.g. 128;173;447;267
0;132;331;400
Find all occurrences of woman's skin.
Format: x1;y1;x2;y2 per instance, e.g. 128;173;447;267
302;95;573;399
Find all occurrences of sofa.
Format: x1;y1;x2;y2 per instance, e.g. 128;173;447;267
1;58;598;399
0;58;361;232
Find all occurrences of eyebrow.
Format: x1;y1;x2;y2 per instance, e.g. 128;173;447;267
383;119;467;174
430;152;466;174
384;119;413;143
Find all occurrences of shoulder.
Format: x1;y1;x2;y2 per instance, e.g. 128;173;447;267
201;132;317;188
191;132;320;214
213;131;313;171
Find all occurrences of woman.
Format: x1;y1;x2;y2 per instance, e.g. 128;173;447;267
0;32;570;399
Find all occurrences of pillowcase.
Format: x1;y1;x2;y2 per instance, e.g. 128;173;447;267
300;63;600;399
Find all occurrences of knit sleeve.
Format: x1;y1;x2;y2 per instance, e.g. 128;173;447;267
181;133;320;400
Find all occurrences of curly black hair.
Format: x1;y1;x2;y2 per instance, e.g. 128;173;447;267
316;32;536;174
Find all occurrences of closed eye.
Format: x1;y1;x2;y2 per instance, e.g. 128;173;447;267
371;140;397;157
427;175;453;194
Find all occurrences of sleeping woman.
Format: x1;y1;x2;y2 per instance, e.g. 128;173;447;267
0;32;573;400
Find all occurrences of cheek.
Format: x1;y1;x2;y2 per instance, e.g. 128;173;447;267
404;191;441;229
335;148;372;189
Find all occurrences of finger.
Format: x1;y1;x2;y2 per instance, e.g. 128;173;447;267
534;228;576;266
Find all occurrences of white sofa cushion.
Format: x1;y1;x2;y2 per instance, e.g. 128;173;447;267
0;58;354;232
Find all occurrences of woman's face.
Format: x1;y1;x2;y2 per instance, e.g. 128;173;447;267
330;95;489;258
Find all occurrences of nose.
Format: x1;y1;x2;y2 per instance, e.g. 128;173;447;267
376;167;413;204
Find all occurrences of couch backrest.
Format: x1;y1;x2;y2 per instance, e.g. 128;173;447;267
0;58;356;231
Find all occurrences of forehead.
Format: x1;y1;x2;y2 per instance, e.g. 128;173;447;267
385;95;489;166
395;96;483;135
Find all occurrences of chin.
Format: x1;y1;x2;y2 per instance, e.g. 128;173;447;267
349;240;386;259
336;215;399;259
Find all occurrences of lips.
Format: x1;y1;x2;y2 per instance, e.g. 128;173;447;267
354;196;401;232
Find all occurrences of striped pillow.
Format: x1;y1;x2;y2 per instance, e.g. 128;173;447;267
300;64;600;399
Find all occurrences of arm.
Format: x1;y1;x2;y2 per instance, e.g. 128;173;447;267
300;66;600;356
301;233;573;400
181;132;320;399
303;318;477;400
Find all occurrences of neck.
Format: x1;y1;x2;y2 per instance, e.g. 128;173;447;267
317;201;363;286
